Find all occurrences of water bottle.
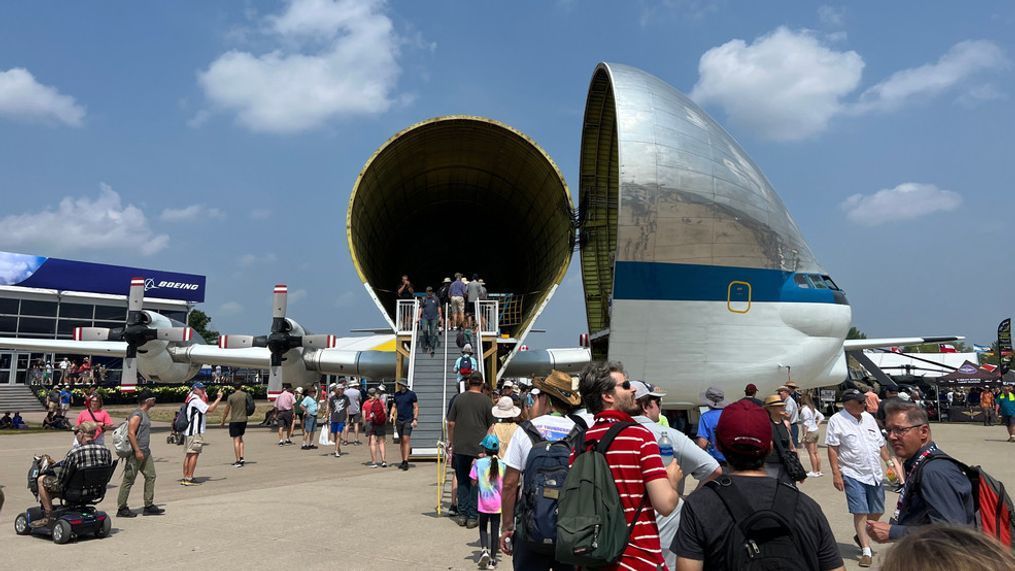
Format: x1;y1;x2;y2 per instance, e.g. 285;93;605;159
658;431;674;466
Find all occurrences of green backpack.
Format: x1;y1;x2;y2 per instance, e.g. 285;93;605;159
555;421;647;567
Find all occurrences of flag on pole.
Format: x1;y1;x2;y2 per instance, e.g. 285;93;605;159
939;344;957;353
974;344;991;353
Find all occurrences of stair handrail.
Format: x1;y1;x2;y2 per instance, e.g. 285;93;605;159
406;297;420;389
473;299;487;383
441;302;451;440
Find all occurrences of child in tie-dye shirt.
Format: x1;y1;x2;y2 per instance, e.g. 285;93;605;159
470;434;503;569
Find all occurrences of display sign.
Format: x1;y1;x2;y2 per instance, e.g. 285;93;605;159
0;251;205;303
999;318;1012;375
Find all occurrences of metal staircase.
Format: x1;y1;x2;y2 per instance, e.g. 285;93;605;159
0;385;47;413
408;313;461;458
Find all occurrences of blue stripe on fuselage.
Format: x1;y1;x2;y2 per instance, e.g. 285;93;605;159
612;261;848;304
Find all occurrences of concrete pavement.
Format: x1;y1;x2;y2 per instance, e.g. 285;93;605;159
1;417;1012;570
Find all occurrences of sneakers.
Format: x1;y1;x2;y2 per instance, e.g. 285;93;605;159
334;452;343;457
278;440;285;446
859;554;873;567
368;462;378;468
233;461;243;468
465;518;479;529
179;478;199;486
813;471;823;477
399;461;409;471
448;505;459;516
478;548;491;569
452;515;468;527
143;505;165;516
116;507;136;518
806;471;824;478
380;461;388;468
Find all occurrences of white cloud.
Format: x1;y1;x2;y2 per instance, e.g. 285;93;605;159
840;182;962;226
690;27;864;141
249;208;272;220
957;83;1007;107
197;0;404;134
691;30;1008;141
0;252;45;285
288;288;308;304
855;40;1008;113
218;301;244;315
160;204;224;222
334;291;356;308
0;184;169;255
817;5;845;27
0;67;85;127
238;252;278;267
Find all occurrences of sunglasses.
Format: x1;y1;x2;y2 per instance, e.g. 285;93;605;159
614;380;631;391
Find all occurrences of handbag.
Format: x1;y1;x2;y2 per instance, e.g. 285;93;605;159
772;423;808;482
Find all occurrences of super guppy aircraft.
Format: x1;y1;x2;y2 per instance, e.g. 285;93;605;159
0;62;957;408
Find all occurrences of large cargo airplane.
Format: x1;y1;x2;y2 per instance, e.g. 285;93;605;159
0;62;957;406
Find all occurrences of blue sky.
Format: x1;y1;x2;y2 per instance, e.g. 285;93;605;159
0;1;1013;349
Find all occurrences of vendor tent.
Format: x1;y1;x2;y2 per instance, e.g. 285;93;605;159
936;360;1000;384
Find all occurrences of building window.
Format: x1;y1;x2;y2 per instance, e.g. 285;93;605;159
59;302;94;319
20;300;58;317
58;319;93;336
94;305;126;321
0;315;17;333
0;297;19;314
19;317;56;335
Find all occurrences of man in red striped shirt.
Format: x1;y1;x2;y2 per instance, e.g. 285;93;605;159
576;363;684;571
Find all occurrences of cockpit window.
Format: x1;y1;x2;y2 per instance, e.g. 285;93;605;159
794;274;811;288
809;274;828;289
821;275;841;291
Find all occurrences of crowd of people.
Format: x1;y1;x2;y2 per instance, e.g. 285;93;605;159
27;357;107;386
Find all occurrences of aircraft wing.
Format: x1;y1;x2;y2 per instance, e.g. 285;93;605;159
0;337;127;357
843;336;964;351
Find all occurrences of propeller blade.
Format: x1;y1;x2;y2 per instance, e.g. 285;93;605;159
156;327;193;343
218;334;258;349
302;334;337;350
128;277;145;312
122;356;139;387
269;364;283;389
74;327;112;342
272;284;287;320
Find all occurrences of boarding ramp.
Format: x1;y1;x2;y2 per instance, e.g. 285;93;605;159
406;304;464;459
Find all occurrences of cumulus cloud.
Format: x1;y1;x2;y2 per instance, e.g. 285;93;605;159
218;301;244;315
817;5;845;27
691;27;864;141
691;29;1008;141
334;290;357;308
840;182;962;226
0;184;169;255
197;0;404;134
0;252;46;285
249;208;272;220
0;68;85;127
287;288;308;304
160;204;224;222
854;40;1009;113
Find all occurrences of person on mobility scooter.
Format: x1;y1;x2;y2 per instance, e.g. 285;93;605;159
14;420;116;544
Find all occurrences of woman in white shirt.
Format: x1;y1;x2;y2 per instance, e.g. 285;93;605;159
800;393;825;477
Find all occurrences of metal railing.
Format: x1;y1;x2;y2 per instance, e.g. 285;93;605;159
476;299;499;337
406;304;419;389
396;299;418;334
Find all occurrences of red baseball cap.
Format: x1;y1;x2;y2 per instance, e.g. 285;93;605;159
745;383;758;394
716;399;771;459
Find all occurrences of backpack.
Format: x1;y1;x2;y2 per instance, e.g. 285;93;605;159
112;419;134;458
172;402;190;433
911;452;1015;548
369;399;387;426
515;416;586;553
706;476;810;570
555;421;643;567
244;392;256;417
456;330;466;348
458;355;474;376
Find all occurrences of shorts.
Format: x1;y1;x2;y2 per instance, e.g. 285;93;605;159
367;422;387;437
843;475;885;515
397;419;413;437
304;415;317;434
349;413;362;424
185;434;205;454
276;409;293;427
330;421;345;434
229;422;247;438
1004;415;1015;427
450;296;465;314
60;403;70;413
42;473;63;496
802;429;819;444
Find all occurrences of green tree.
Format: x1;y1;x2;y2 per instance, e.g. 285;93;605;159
847;326;867;340
188;309;219;343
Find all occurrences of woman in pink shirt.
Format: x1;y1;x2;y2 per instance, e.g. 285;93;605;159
75;394;115;445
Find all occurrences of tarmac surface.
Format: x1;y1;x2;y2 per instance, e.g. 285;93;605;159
1;412;1012;570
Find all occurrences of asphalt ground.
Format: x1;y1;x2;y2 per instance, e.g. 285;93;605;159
1;412;1012;570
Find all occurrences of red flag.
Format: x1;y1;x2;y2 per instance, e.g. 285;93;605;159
939;344;957;353
890;346;902;353
981;364;998;373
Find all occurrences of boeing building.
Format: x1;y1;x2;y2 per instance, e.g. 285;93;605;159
0;251;205;385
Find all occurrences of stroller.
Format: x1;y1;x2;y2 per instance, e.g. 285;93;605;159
15;456;117;544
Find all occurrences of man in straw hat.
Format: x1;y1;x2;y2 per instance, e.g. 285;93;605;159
499;369;585;569
631;380;721;570
673;400;845;570
32;420;113;527
695;386;728;466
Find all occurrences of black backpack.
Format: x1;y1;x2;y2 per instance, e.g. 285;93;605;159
245;392;256;417
706;476;809;570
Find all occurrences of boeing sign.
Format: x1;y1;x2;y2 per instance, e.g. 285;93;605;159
0;251;206;303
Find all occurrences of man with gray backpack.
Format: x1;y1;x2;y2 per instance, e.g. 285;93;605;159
115;390;164;517
673;399;844;571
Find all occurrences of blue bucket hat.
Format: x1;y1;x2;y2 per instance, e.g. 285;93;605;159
480;434;499;452
192;382;206;390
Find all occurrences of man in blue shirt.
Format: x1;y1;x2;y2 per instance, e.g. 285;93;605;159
997;385;1015;442
389;380;418;471
59;386;72;415
695;386;727;465
417;287;443;356
300;386;320;450
448;273;468;329
867;400;974;543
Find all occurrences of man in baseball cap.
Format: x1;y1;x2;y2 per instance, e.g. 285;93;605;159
673;400;844;570
742;383;763;406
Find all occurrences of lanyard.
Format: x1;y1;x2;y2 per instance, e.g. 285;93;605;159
894;444;937;517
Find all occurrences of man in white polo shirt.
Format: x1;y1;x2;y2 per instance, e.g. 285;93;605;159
825;388;892;568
